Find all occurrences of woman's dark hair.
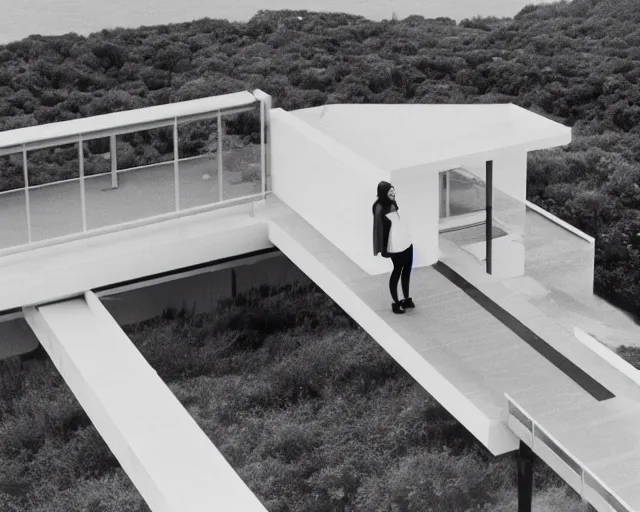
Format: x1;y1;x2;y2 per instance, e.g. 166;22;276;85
372;181;398;214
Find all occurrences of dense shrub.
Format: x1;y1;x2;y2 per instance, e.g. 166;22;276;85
3;282;618;510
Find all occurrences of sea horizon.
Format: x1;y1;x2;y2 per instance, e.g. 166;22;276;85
0;0;553;45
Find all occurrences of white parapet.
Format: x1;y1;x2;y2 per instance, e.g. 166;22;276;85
574;326;640;385
24;293;266;512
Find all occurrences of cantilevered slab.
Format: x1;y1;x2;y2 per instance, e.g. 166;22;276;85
255;195;520;455
24;292;266;512
291;103;571;172
256;195;640;469
0;202;270;313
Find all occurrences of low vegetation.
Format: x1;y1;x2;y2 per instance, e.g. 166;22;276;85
4;281;636;511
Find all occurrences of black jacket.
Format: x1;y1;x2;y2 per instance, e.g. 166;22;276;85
372;201;397;257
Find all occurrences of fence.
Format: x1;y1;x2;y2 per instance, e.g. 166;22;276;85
0;91;271;256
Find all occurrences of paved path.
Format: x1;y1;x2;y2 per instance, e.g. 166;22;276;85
257;194;640;510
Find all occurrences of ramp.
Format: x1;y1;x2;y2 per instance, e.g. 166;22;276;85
24;292;266;512
256;194;640;511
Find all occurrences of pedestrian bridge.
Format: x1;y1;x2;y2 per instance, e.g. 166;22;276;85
1;90;640;512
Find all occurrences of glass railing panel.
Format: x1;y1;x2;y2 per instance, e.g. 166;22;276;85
177;117;220;210
116;126;174;170
85;128;175;231
27;143;83;242
221;106;262;201
82;136;112;177
0;153;28;249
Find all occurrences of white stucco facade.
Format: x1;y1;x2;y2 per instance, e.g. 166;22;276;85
275;102;571;276
270;108;392;275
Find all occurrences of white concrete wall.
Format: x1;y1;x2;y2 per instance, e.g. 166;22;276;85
270;108;393;276
389;170;441;268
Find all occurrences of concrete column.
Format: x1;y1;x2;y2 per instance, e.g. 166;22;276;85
486;160;493;275
517;441;534;512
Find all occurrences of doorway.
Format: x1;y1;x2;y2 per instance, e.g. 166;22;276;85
439;167;487;232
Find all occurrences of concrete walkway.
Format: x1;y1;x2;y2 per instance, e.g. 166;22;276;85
440;208;640;349
256;194;640;511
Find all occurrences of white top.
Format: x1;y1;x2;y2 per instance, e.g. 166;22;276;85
386;210;412;253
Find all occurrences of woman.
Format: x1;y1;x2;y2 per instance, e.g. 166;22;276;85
372;181;415;314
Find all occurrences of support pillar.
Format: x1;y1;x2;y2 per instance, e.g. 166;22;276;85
231;268;237;300
485;160;493;275
517;441;534;512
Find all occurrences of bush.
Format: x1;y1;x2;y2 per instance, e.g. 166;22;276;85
0;281;606;511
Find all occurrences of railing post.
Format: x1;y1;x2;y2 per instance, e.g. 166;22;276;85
173;117;180;212
110;134;118;189
485;160;493;275
22;146;32;243
252;89;272;193
445;170;451;217
260;98;266;199
78;135;87;232
218;111;223;203
517;440;534;512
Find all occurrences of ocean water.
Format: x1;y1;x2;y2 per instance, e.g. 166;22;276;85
1;0;552;45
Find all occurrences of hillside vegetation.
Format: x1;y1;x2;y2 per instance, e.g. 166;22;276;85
0;282;607;511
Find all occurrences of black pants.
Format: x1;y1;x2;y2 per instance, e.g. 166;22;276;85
389;244;413;304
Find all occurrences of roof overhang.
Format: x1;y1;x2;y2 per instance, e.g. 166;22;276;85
291;103;571;175
0;91;258;156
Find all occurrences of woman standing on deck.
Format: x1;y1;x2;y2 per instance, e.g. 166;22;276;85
372;181;415;314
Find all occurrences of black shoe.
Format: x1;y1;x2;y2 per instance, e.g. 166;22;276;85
401;298;415;309
392;302;405;314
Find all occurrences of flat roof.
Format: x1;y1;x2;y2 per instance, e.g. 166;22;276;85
291;103;571;172
0;91;257;155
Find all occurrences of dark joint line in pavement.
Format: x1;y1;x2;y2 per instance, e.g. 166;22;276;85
433;261;615;402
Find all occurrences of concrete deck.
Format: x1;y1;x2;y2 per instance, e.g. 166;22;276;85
256;194;640;510
441;205;640;349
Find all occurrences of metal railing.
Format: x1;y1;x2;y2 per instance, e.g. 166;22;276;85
505;393;634;512
0;96;271;257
